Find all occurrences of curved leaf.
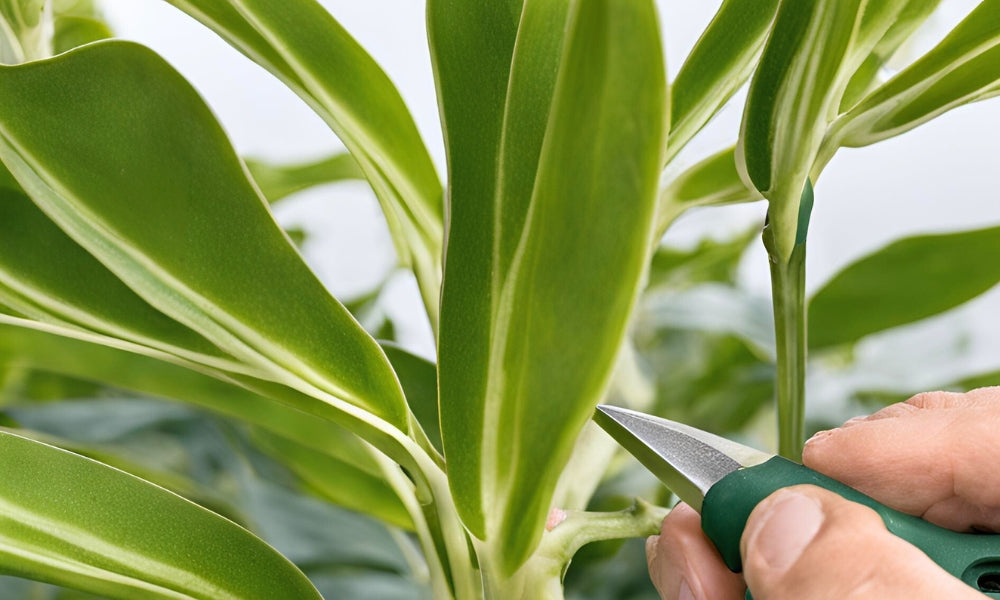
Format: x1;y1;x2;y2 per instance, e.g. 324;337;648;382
0;186;251;376
666;0;778;162
657;146;761;237
251;428;413;531
52;16;111;54
439;0;667;574
809;225;1000;349
0;429;320;599
245;152;363;205
162;0;443;328
837;0;942;113
0;41;407;429
0;318;414;528
429;0;538;538
738;0;908;261
381;343;440;454
831;0;1000;148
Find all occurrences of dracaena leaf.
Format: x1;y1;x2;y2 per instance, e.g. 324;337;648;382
251;428;413;531
436;0;667;574
829;0;1000;149
0;42;408;429
0;429;321;599
0;185;253;377
162;0;443;328
657;146;761;238
809;224;1000;349
837;0;942;113
244;152;364;205
0;317;414;527
738;0;910;261
428;0;533;539
666;0;779;162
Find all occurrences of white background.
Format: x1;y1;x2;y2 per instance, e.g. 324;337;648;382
97;1;1000;401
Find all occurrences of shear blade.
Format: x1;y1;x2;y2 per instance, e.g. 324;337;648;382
594;405;772;512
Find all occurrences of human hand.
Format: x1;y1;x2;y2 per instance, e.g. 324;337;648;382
645;387;1000;599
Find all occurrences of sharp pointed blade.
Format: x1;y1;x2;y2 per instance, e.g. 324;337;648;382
594;405;773;512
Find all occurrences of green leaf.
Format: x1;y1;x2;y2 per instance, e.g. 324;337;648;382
251;428;413;531
0;429;321;599
0;318;416;527
837;0;942;113
738;0;907;261
52;16;111;54
657;146;761;237
830;0;1000;148
438;0;667;574
429;0;545;538
381;343;440;454
0;186;252;377
0;318;388;482
666;0;779;161
0;41;408;429
163;0;443;328
809;225;1000;348
648;225;759;291
244;152;364;205
638;284;775;360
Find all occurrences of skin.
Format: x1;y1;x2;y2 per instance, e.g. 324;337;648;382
646;387;1000;599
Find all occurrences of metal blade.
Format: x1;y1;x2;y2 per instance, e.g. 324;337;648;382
594;405;773;512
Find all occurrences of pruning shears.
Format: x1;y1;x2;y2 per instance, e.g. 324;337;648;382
594;405;1000;599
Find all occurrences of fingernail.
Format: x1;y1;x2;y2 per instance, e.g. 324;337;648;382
805;429;832;445
677;578;695;600
745;490;824;574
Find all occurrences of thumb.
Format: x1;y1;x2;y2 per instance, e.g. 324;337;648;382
740;485;982;600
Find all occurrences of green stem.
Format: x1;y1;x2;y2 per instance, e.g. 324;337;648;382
763;221;808;460
537;499;670;561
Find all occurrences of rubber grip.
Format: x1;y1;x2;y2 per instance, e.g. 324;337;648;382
701;456;1000;599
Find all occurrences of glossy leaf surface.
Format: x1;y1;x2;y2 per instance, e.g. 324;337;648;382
657;147;761;237
428;0;532;538
831;0;1000;148
0;318;412;528
666;0;778;160
245;152;363;205
0;41;407;428
163;0;443;326
0;429;320;599
810;225;1000;348
0;186;247;376
436;0;667;573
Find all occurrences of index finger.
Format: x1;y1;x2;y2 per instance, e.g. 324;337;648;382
803;387;1000;532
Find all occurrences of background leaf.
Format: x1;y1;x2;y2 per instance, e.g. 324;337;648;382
657;147;761;236
0;429;321;599
245;152;363;205
0;318;414;528
809;224;1000;349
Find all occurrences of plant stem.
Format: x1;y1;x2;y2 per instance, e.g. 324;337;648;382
538;499;670;561
764;222;808;461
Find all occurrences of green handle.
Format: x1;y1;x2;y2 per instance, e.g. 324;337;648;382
702;456;1000;599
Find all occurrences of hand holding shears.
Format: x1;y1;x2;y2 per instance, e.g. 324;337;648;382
595;389;1000;599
